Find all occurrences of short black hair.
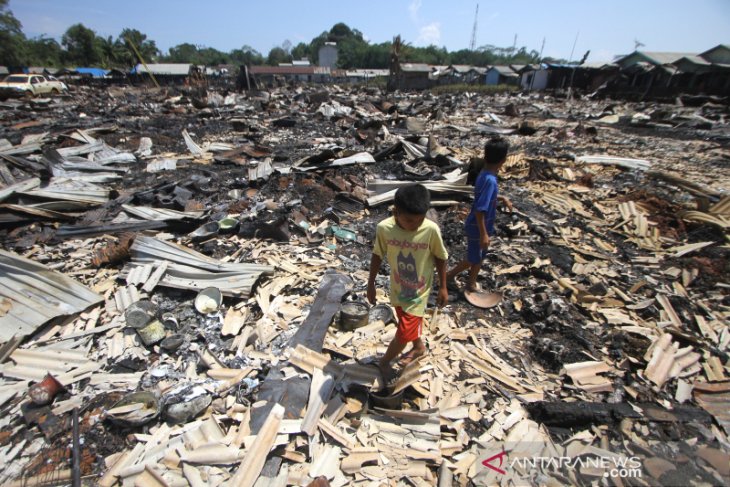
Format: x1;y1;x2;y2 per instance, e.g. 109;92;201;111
484;136;510;165
394;183;430;215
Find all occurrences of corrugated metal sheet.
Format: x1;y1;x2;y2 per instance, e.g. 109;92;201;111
128;236;274;297
0;249;103;341
121;205;204;221
400;63;432;73
249;66;331;75
489;66;519;77
0;178;40;204
19;177;109;205
133;63;193;76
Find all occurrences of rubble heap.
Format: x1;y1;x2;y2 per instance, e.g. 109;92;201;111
0;84;728;486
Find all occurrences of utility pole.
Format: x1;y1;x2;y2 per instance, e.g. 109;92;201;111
127;36;160;89
567;31;579;97
529;37;545;92
469;4;479;51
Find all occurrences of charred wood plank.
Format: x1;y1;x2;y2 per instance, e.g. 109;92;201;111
526;401;712;427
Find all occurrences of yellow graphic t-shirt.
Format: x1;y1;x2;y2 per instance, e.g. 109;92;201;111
373;216;448;317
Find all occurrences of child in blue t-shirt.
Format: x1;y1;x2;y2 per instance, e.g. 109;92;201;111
447;137;512;292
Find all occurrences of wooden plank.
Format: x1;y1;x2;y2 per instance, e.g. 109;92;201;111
222;307;248;336
0;336;23;363
142;261;168;293
301;369;335;436
229;403;284;487
317;418;356;449
656;294;682;328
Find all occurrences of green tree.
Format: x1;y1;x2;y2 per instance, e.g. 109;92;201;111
230;45;264;65
290;42;309;62
62;23;101;65
96;35;124;68
197;47;228;65
266;47;290;66
25;36;63;67
0;0;25;67
166;43;199;63
118;28;159;67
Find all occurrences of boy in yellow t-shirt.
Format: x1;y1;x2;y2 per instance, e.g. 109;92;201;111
367;184;448;378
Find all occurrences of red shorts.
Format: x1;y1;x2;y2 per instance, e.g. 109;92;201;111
395;307;423;343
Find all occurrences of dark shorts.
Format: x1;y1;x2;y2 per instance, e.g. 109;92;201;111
467;237;489;264
465;223;489;264
395;306;423;343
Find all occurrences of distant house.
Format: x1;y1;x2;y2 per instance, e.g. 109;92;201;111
75;67;109;78
700;44;730;64
342;69;389;84
26;67;57;75
615;51;695;70
671;45;730;95
398;63;434;90
485;65;520;86
609;46;730;97
56;67;128;85
249;65;331;85
131;63;198;84
519;64;549;90
444;65;486;84
318;42;338;69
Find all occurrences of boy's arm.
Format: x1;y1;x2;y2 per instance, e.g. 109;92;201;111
498;195;513;212
476;210;490;249
366;253;382;305
434;257;448;308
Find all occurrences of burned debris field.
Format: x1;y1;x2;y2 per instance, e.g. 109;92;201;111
0;82;728;487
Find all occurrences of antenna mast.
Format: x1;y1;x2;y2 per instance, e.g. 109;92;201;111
469;4;479;51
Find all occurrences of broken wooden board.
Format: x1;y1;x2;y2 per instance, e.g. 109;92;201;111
229;403;284;487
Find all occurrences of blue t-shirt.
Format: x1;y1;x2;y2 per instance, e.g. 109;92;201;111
465;170;498;237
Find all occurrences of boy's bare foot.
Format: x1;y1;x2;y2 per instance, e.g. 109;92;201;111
398;347;425;366
376;360;396;387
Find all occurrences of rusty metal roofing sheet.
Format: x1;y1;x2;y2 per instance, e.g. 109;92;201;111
0;249;103;341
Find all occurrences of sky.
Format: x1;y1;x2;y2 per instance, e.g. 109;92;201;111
9;0;730;63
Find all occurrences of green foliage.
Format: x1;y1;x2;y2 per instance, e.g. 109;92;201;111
118;28;159;67
290;42;309;62
62;23;101;65
0;0;26;66
229;45;264;66
266;47;291;66
26;36;63;67
0;5;556;72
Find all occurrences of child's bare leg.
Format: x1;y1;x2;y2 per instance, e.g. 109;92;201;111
447;261;471;282
466;263;481;291
379;335;407;369
399;337;426;365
